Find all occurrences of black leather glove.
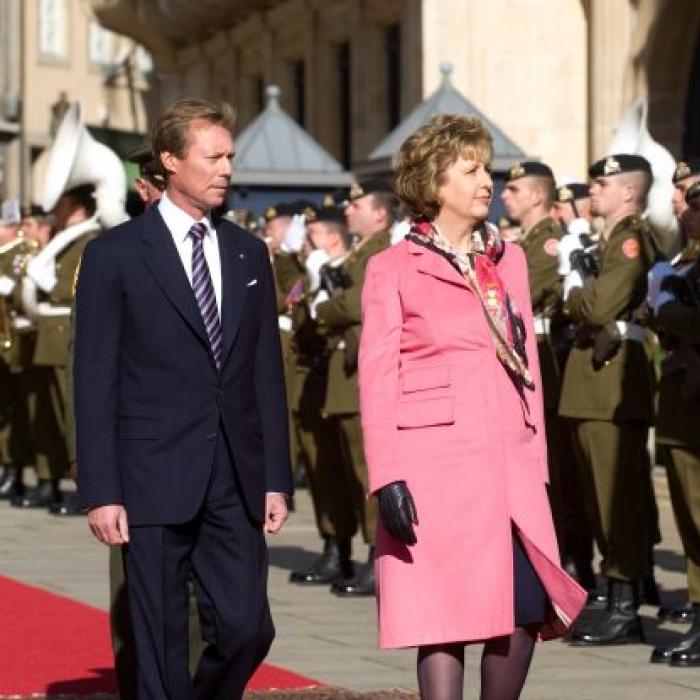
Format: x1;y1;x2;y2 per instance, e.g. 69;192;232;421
378;480;418;545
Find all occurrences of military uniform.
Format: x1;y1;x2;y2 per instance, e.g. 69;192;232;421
560;212;657;587
316;230;390;550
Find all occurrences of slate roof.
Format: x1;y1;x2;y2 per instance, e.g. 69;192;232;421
368;63;528;171
231;86;354;187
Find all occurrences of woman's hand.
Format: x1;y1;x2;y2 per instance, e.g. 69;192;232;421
378;481;418;545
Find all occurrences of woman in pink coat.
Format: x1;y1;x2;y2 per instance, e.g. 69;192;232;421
358;114;587;699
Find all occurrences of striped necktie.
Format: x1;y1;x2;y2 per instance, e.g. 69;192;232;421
188;222;223;369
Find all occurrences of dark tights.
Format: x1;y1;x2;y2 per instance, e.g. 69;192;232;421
417;626;537;700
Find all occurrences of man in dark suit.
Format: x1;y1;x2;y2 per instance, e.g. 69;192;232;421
74;99;292;699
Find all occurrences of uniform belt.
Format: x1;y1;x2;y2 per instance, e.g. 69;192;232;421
616;321;645;343
37;302;71;317
278;314;293;333
533;314;550;336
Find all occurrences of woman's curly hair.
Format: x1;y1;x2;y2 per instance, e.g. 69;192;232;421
394;114;493;220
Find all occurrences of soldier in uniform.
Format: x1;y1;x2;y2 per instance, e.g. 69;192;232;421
502;163;595;592
559;154;657;645
672;159;700;220
288;204;358;585
647;181;700;665
315;179;393;597
11;185;100;509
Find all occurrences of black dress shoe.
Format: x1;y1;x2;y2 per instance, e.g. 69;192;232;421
0;467;24;500
289;537;353;585
570;579;644;646
670;636;700;667
11;480;60;508
658;602;694;623
331;547;375;597
49;493;86;516
652;606;700;664
586;590;608;608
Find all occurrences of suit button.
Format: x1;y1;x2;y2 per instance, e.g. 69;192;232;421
205;432;217;441
217;389;224;397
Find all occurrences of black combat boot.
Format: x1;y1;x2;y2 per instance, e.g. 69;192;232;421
570;578;644;645
331;546;375;597
650;604;700;665
289;537;353;584
0;466;24;500
11;479;60;508
658;601;694;623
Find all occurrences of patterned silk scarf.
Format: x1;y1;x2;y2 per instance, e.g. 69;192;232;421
407;218;534;389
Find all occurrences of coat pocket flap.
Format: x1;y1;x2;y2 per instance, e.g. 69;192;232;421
396;397;454;428
117;416;161;439
400;365;451;393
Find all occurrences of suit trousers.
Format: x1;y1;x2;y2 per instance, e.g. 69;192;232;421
124;431;274;700
570;419;654;581
661;445;700;602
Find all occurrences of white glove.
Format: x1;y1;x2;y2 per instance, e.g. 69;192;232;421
651;290;675;313
557;234;585;276
305;248;330;291
0;275;15;296
280;214;306;254
390;220;411;245
567;217;591;237
562;270;583;300
646;261;676;307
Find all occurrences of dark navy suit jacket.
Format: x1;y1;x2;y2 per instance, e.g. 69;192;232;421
74;205;292;526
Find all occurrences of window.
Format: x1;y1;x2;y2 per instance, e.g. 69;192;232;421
337;42;351;168
292;60;306;127
88;21;117;67
385;23;401;130
39;0;68;60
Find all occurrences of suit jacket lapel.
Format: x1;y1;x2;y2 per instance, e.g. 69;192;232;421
140;207;210;348
217;223;248;365
408;238;468;289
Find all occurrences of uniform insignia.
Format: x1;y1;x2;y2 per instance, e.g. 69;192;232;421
323;194;335;207
264;206;277;220
303;206;316;221
603;156;621;175
509;162;525;179
557;185;573;202
544;238;559;256
675;161;691;181
72;254;83;297
621;238;640;259
349;182;364;200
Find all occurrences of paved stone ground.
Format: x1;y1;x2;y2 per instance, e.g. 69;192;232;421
2;468;700;698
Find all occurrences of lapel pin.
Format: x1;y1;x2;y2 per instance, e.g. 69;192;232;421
238;253;245;259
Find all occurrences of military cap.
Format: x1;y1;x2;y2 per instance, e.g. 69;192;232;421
507;161;554;181
556;183;589;202
673;158;700;184
22;204;46;218
348;178;394;201
127;143;166;187
306;205;345;225
686;181;700;206
588;154;652;178
264;202;296;221
497;215;517;229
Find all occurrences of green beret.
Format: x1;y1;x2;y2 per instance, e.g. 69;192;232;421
588;154;652;178
686;181;700;206
507;161;554;181
348;179;394;201
556;183;589;202
306;206;345;225
673;158;700;184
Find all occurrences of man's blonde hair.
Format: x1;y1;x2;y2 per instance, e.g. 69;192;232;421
395;114;493;219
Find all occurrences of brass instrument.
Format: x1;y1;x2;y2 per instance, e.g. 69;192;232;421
0;230;40;351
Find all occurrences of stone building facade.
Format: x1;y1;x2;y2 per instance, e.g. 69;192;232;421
0;0;150;203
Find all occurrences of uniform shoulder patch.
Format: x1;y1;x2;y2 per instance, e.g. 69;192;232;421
621;238;640;259
544;238;559;256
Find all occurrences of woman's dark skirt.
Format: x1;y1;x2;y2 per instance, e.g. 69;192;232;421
513;529;548;626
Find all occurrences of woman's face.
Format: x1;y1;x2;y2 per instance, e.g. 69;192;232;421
437;155;492;223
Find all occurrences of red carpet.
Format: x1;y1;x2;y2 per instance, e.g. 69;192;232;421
0;575;320;696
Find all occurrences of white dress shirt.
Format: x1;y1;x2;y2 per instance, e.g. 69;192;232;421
158;192;222;317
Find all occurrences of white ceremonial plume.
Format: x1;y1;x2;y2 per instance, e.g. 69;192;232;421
41;102;127;229
608;100;678;250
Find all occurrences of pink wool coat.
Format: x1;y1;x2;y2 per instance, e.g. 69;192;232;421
359;237;587;649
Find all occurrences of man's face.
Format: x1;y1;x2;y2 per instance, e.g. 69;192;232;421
264;216;291;251
673;176;700;218
21;216;51;246
50;193;84;232
588;176;627;219
307;221;343;255
0;222;17;245
681;197;700;240
501;178;535;221
162;121;233;214
553;197;590;228
345;195;384;239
